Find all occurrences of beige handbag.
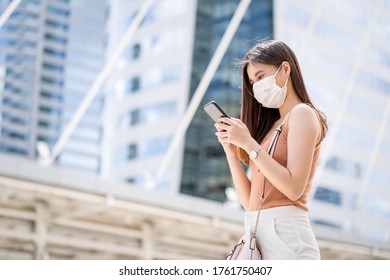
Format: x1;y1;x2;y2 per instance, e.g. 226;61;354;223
225;124;283;260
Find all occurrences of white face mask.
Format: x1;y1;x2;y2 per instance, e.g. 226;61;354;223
252;65;289;108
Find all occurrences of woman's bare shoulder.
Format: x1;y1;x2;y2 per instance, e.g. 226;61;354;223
291;103;315;115
289;103;321;139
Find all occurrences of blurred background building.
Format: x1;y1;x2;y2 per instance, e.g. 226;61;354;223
0;0;107;173
0;0;389;259
181;0;272;201
274;0;390;252
103;0;196;192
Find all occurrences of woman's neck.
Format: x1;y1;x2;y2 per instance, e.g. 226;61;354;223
279;88;302;118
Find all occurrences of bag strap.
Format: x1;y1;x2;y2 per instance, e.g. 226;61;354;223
252;123;283;238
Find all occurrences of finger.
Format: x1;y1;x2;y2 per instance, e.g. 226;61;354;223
215;131;228;138
230;117;243;125
217;117;237;126
218;136;230;144
215;123;230;132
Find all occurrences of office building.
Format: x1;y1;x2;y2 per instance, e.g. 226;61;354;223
181;0;273;201
0;0;107;173
274;0;390;246
103;0;197;192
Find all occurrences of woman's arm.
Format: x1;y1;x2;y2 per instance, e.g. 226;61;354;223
216;104;321;201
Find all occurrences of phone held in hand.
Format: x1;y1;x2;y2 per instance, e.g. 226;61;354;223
203;101;229;123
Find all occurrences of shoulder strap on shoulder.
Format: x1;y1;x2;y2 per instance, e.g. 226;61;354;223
267;124;283;156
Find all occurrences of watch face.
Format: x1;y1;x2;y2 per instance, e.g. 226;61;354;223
249;150;257;160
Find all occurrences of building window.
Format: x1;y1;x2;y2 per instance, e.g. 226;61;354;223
45;19;69;32
41;76;64;87
3;97;29;111
43;62;64;73
126;175;144;185
2;113;27;126
206;145;224;158
128;101;176;127
2;129;27;141
314;186;342;206
130;110;140;126
38;120;59;131
326;155;362;179
127;77;140;93
128;144;137;160
132;43;141;59
44;33;68;45
325;156;338;170
40;91;63;102
1;145;27;156
39;105;62;117
44;47;66;59
37;135;56;146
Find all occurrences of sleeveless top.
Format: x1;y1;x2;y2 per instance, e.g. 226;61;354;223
249;105;322;212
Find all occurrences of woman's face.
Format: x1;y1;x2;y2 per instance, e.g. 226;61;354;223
246;62;288;89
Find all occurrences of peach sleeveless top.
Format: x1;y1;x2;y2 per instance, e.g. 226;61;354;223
249;107;322;212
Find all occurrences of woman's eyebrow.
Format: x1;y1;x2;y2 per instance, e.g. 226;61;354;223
254;70;265;76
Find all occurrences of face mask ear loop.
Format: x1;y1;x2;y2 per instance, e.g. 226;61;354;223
275;64;288;89
274;64;282;76
283;75;289;87
277;64;289;88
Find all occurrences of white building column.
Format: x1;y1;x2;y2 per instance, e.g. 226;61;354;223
141;222;154;260
33;201;49;260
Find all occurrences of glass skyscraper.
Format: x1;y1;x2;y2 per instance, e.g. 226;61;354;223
181;0;273;201
0;0;107;173
1;0;272;195
274;0;390;249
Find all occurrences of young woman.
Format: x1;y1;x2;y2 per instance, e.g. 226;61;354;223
215;40;328;259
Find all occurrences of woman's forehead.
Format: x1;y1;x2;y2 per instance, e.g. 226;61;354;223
247;62;275;75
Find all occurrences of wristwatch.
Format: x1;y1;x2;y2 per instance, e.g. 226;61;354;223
249;146;263;160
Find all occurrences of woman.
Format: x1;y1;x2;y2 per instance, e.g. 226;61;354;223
215;40;328;259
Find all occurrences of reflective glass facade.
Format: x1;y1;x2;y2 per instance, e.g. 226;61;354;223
0;0;107;173
180;0;273;201
59;0;107;172
0;0;41;157
274;0;390;247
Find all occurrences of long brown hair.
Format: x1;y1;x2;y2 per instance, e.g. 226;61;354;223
238;40;328;164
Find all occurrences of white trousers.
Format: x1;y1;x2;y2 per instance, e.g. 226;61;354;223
244;206;321;260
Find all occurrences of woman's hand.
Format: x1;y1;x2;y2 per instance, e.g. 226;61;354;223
215;117;256;155
214;119;237;158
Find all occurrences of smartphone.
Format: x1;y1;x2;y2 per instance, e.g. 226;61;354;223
203;101;229;122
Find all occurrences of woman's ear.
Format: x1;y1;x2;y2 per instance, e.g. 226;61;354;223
282;61;291;77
